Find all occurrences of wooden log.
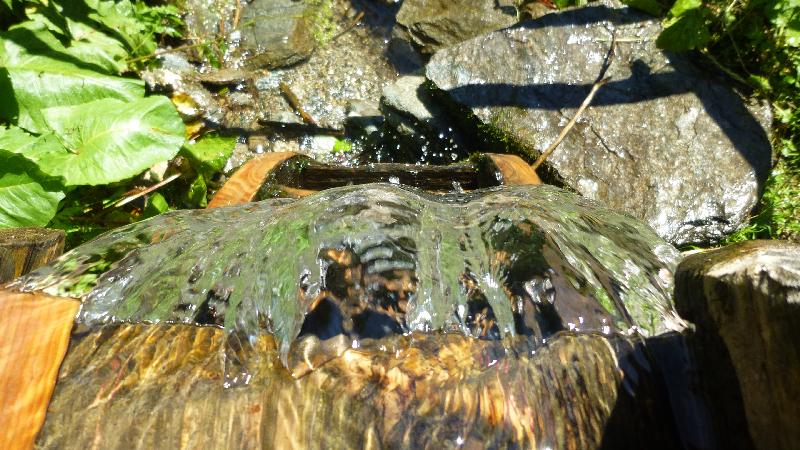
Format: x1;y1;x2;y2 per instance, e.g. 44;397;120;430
299;162;480;191
0;290;80;450
0;228;65;284
209;153;541;208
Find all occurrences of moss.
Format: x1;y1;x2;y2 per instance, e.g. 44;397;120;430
304;0;336;46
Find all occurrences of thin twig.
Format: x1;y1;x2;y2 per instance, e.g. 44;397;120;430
332;11;365;42
531;77;610;171
531;33;616;171
279;81;318;126
233;0;243;29
110;173;181;208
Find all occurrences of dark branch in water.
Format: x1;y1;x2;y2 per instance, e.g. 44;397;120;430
279;81;319;127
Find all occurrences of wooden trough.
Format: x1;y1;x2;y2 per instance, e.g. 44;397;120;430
0;153;541;449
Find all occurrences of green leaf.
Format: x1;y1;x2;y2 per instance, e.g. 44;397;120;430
184;174;207;208
0;24;144;133
12;96;185;186
0;148;64;228
143;192;169;218
667;0;702;17
62;19;129;73
84;0;155;57
657;9;711;51
180;134;236;178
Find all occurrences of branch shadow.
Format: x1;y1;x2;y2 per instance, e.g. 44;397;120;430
435;3;772;185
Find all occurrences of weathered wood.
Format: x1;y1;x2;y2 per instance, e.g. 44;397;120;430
0;290;80;450
676;240;800;450
484;154;542;185
37;325;680;449
0;228;65;283
300;162;479;191
209;153;541;207
207;152;301;208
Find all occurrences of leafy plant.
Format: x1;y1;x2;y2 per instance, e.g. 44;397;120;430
0;0;188;238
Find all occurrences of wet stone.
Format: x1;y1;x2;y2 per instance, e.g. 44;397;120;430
395;0;519;55
379;75;468;163
425;0;773;245
233;0;322;70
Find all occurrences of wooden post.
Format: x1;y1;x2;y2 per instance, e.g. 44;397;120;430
0;228;65;284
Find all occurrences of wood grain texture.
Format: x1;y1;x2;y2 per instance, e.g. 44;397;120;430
0;290;79;450
37;325;681;450
207;152;300;208
0;228;65;283
485;154;542;186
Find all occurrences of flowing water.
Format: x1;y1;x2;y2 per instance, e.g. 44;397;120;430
17;183;699;448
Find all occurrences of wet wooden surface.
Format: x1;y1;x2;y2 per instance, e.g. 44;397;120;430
209;153;541;207
37;324;680;449
207;152;301;208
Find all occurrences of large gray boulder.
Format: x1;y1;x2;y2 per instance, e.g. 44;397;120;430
676;240;800;450
395;0;518;55
425;2;772;245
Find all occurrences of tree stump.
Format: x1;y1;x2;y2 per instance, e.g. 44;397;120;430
0;228;65;284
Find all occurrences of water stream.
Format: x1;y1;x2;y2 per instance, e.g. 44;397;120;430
18;183;683;365
15;183;705;448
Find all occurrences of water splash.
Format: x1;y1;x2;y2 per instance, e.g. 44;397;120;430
16;184;684;370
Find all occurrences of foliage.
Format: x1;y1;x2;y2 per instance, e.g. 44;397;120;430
0;0;203;245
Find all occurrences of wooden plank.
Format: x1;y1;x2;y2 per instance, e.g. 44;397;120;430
210;152;542;208
0;228;65;283
0;290;80;450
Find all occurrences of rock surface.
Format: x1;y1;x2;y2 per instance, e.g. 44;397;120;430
395;0;518;55
425;1;773;245
675;240;800;450
235;0;322;69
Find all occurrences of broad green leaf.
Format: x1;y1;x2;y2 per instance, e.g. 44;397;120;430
0;149;64;227
180;134;236;177
667;0;702;17
143;192;169;218
18;96;185;186
657;10;711;51
64;19;129;73
0;24;143;133
85;0;155;56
